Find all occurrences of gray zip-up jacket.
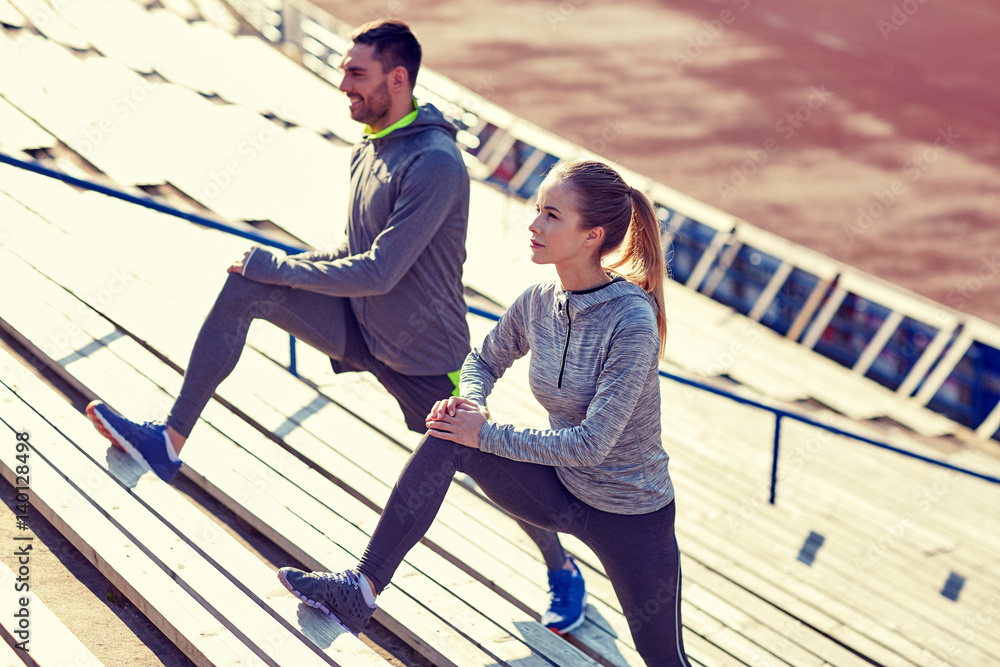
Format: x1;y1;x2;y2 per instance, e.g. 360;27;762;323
462;277;674;514
242;104;471;376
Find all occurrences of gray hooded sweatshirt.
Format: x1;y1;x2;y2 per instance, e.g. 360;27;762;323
242;103;471;376
462;277;675;514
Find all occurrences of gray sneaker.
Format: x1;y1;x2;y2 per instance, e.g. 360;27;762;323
277;567;375;634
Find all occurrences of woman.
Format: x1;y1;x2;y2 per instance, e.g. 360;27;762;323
278;160;691;665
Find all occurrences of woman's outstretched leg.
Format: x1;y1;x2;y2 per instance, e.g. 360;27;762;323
358;434;589;591
279;434;589;632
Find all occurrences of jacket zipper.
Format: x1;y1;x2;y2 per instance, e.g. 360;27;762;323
557;301;572;389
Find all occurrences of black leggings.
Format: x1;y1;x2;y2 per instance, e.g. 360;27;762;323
358;435;691;666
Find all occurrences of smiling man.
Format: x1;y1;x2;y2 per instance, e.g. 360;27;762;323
86;19;582;636
89;18;471;462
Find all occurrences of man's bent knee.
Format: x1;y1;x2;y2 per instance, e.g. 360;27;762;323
219;273;289;311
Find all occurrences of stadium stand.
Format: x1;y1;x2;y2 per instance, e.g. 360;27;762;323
0;560;104;665
1;0;1000;664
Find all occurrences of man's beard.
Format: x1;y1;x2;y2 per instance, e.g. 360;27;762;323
353;79;392;127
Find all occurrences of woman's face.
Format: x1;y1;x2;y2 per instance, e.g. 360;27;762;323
528;180;596;266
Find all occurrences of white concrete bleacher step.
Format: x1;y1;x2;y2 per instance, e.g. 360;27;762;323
657;398;1000;666
0;246;603;664
463;183;555;308
175;124;352;235
0;0;27;27
662;386;1000;580
188;0;240;33
0;33;195;187
0;636;30;666
47;0;160;72
0;32;86;124
226;33;361;139
0;559;104;666
5;0;90;49
0;366;367;667
0;361;390;667
0;96;55;152
34;0;358;141
677;469;998;667
664;387;1000;619
775;414;1000;564
157;0;199;21
0;29;353;224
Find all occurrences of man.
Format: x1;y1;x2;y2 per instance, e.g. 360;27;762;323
87;20;586;635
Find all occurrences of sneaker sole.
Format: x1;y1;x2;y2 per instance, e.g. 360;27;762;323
87;402;150;469
276;569;363;636
548;592;588;635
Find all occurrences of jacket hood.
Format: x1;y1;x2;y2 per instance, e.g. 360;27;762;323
556;276;655;314
370;103;459;144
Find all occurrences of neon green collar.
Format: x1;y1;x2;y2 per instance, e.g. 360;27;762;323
365;98;419;139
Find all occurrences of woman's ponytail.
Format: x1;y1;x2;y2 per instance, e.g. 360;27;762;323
608;188;667;357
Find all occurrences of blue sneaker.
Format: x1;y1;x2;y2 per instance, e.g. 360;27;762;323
86;400;182;482
542;556;587;634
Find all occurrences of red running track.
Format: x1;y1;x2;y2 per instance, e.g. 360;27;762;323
315;0;1000;324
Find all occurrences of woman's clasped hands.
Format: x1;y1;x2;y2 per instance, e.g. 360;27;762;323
425;396;489;448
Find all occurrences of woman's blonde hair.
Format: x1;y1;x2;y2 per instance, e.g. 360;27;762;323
546;160;667;357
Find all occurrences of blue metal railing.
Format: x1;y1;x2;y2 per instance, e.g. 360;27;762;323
4;151;999;502
0;153;307;256
0;151;308;376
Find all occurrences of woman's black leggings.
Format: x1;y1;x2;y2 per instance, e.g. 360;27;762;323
358;434;692;667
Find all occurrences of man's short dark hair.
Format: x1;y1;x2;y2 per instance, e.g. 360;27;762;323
350;19;422;89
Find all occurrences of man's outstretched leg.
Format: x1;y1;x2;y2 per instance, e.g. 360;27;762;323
88;273;352;481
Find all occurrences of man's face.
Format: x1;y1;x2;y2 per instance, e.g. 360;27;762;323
339;43;393;129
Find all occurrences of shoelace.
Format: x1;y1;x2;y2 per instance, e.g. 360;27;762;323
138;421;164;430
323;570;361;590
549;572;572;609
